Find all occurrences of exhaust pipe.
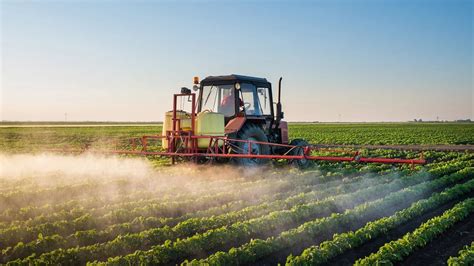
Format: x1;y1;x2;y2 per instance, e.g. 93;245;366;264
275;77;283;129
278;77;282;104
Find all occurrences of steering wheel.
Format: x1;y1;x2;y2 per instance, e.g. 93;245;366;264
244;102;251;110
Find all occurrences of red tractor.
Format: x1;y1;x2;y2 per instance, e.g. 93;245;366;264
194;75;309;167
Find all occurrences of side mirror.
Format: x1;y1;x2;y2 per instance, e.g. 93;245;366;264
181;87;191;94
192;85;199;91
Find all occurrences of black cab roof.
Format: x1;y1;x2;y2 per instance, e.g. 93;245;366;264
200;74;270;87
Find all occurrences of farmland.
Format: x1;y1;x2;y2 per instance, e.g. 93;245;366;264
0;122;473;265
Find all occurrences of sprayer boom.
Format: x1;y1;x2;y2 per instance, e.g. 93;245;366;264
50;75;430;168
51;133;426;168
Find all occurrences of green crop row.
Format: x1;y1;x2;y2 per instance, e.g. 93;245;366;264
448;242;474;266
355;197;474;265
286;168;474;265
185;167;472;265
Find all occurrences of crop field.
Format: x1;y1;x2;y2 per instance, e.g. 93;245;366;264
0;123;473;265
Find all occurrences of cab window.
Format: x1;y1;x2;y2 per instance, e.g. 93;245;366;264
240;83;259;116
257;87;271;115
200;85;235;117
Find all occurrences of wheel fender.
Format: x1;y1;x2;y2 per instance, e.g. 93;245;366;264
225;117;246;134
279;121;289;144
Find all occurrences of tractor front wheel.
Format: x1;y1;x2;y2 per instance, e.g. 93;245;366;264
289;139;314;169
234;125;270;167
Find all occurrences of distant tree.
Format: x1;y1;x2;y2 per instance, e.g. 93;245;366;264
455;119;472;123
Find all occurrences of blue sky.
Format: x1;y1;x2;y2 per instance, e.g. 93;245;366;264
1;0;472;122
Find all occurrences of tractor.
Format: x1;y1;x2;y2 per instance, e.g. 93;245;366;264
190;74;308;167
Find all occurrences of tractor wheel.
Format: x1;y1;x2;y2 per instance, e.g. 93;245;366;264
289;139;314;169
234;124;270;167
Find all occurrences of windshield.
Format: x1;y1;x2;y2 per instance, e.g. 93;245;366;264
200;85;235;117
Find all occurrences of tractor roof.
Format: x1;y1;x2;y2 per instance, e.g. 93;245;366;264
200;74;270;87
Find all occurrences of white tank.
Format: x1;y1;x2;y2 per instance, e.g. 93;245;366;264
195;111;225;148
162;111;192;149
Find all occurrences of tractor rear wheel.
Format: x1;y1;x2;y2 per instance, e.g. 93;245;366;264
234;124;270;166
289;139;314;169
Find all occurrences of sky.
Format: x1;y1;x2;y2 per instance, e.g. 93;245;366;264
1;0;472;122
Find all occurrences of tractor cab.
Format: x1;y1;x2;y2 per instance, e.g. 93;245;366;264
196;75;274;125
191;74;288;147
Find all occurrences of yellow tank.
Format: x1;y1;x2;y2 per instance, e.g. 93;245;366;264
195;111;225;148
162;111;192;149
